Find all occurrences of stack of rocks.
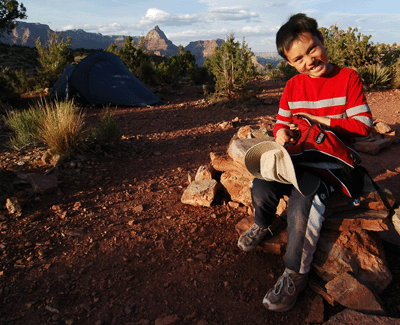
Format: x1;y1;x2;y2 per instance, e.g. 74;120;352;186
181;124;400;319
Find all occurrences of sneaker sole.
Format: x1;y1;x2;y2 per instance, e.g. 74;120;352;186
262;296;297;312
237;242;258;252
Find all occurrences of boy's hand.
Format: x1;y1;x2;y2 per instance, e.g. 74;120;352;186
275;128;297;146
294;113;330;127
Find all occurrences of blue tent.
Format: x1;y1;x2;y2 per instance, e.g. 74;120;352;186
51;51;161;106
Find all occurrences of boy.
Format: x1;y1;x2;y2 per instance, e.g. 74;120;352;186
237;13;373;312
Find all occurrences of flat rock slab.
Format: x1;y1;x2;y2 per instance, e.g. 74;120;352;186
323;209;390;232
325;272;385;315
353;137;392;155
313;229;392;294
181;179;218;207
26;173;58;195
323;308;400;325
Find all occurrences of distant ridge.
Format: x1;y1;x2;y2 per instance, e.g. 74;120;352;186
0;21;133;49
1;22;280;67
184;39;224;66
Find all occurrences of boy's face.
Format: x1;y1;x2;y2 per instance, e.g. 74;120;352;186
284;32;332;78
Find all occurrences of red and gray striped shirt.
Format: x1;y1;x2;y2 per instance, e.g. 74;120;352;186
273;64;373;141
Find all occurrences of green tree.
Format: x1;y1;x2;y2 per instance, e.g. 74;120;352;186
0;0;27;37
204;33;256;99
35;30;73;87
158;45;196;83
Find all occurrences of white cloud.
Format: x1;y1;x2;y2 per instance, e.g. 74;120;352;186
265;2;286;8
139;8;201;27
61;24;76;31
137;6;259;28
206;7;259;22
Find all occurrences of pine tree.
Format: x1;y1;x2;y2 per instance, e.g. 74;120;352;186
35;31;73;86
205;33;256;99
0;0;27;37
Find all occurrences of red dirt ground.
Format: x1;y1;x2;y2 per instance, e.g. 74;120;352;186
0;80;400;325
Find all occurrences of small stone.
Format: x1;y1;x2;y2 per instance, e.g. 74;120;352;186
73;201;82;210
133;205;144;213
374;121;392;134
154;314;179;325
228;201;240;208
45;305;59;313
135;320;150;325
64;228;85;237
5;197;23;214
194;253;207;262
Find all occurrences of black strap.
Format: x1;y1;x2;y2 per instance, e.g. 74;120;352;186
359;166;395;217
300;124;314;152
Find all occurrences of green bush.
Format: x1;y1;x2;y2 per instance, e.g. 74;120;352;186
3;105;44;149
0;67;19;101
4;99;86;156
391;56;400;89
357;64;392;89
190;66;212;85
277;61;298;80
91;107;122;144
321;25;377;68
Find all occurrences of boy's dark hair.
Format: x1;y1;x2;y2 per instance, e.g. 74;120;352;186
276;13;321;60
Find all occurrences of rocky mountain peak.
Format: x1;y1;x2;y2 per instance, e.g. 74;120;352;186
143;26;178;57
145;25;168;42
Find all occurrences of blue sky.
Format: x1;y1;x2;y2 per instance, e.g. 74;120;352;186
18;0;400;52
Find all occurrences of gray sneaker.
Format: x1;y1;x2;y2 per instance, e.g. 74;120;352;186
262;268;308;312
237;223;272;252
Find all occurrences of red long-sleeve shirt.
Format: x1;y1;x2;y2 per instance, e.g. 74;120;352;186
273;64;373;141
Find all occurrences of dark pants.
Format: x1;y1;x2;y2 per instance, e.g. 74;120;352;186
251;178;331;274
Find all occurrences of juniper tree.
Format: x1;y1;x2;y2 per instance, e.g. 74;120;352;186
35;30;73;86
205;33;256;99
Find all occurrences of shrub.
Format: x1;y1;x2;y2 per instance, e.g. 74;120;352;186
0;67;19;101
37;100;86;157
3;105;44;149
190;66;212;85
357;64;392;89
277;61;298;80
320;25;377;68
4;99;86;157
91;107;122;144
391;56;400;89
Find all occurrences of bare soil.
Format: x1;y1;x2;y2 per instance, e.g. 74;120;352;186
1;80;400;325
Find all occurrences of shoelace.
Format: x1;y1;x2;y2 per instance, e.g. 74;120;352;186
248;224;264;238
273;272;295;296
248;224;273;238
